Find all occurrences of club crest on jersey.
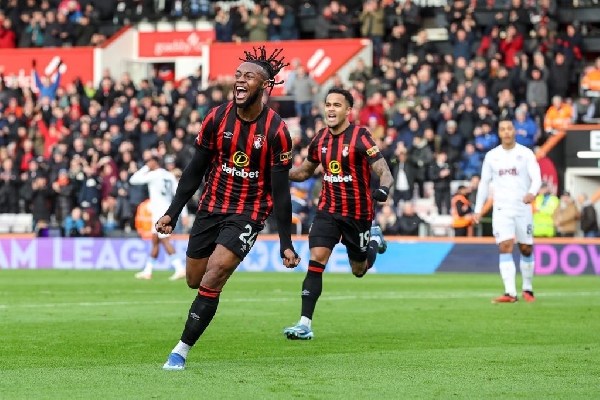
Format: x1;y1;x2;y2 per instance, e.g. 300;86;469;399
253;134;265;149
342;144;350;157
223;131;233;139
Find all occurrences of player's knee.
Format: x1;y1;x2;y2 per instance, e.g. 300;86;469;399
186;274;201;289
309;248;331;265
519;245;533;257
349;260;367;276
202;262;234;289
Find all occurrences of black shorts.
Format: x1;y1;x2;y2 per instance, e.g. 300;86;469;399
186;211;263;261
308;211;372;262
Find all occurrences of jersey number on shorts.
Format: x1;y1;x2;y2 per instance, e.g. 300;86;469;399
161;179;173;197
359;230;371;248
239;224;258;249
527;224;533;235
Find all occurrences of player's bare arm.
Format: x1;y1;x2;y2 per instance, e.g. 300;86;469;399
371;158;394;202
371;158;394;188
289;159;319;182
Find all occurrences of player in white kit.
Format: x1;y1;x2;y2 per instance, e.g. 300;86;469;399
473;118;542;303
130;154;186;281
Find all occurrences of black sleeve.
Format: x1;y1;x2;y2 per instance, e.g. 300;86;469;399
163;149;211;226
271;168;295;258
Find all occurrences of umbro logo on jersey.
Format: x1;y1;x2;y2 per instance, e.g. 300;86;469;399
223;131;233;139
322;146;327;153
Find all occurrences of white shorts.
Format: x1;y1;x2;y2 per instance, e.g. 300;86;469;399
492;208;533;245
151;207;170;239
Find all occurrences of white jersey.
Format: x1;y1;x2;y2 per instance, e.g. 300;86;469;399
129;166;178;211
474;143;542;214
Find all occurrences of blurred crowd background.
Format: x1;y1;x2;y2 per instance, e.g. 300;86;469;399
0;0;599;238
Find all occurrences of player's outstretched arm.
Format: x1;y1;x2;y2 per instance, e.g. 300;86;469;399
129;165;151;185
162;150;210;226
271;169;300;268
289;159;319;182
370;158;394;202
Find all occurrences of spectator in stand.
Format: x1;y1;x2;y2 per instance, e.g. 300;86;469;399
577;193;599;238
407;135;431;199
513;107;537;148
359;0;385;65
549;52;571;99
553;191;579;238
572;97;600;124
0;14;16;48
376;204;399;235
429;152;452;215
390;144;415;205
458;142;481;180
581;57;600;96
499;25;523;69
395;202;424;236
245;3;269;42
526;67;549;117
63;206;84;237
544;95;574;135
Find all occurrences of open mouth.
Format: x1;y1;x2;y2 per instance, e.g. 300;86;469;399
235;86;248;101
327;113;337;123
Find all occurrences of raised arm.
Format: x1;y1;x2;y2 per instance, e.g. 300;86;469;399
289;159;319;182
129;165;152;185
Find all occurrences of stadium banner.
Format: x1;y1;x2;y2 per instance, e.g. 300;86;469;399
0;47;94;91
137;30;215;58
565;125;600;168
208;39;371;97
0;237;599;275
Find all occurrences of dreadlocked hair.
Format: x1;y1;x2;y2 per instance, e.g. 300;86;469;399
240;46;290;94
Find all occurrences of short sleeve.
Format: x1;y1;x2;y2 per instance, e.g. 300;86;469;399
270;121;293;172
194;108;216;153
357;128;383;164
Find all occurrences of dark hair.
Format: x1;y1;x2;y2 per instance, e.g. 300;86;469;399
326;87;354;108
240;46;289;94
498;115;513;124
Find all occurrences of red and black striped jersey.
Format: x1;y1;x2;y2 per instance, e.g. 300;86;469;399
194;102;293;223
307;124;383;221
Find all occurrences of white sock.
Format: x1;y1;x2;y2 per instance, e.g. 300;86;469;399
520;254;534;292
143;257;156;274
172;340;191;359
169;254;184;272
300;316;311;328
499;253;517;297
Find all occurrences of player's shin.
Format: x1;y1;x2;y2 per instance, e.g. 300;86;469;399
300;261;325;327
520;254;534;292
177;285;221;353
499;253;517;297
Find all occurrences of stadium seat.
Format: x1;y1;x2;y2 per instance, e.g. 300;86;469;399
427;215;454;237
11;214;34;233
0;214;17;233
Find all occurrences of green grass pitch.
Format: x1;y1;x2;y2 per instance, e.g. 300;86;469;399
1;270;600;399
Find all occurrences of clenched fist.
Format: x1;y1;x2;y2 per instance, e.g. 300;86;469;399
155;215;174;235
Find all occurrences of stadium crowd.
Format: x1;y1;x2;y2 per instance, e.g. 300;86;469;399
0;0;599;238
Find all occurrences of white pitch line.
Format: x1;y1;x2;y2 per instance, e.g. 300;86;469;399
0;291;599;310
